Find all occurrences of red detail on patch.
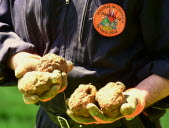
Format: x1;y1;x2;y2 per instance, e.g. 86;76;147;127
93;3;126;37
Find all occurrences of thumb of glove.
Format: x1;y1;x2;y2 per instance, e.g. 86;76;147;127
15;58;40;78
120;94;138;116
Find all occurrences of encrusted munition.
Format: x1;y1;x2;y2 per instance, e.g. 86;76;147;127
95;82;126;117
18;53;73;104
36;53;73;73
68;84;97;117
18;70;62;96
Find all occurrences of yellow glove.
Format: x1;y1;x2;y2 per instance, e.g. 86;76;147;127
18;70;67;104
9;52;41;78
66;91;141;124
66;83;146;124
9;52;73;104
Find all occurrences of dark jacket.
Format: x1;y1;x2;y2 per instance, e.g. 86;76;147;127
1;0;169;115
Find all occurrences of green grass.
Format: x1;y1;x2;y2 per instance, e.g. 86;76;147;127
161;109;169;128
0;86;38;128
0;86;169;128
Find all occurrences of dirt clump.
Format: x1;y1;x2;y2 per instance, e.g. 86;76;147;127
68;84;97;117
37;53;73;73
18;70;62;96
19;53;73;104
96;82;126;117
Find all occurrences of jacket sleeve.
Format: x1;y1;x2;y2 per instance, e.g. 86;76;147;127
0;0;37;86
137;0;169;80
137;0;169;109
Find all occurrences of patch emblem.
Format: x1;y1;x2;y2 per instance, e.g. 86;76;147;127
93;3;126;37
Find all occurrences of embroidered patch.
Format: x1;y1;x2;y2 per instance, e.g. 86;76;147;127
93;3;126;37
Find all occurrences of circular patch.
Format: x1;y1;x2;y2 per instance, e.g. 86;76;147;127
93;3;126;37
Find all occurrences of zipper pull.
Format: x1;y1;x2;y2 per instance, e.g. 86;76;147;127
66;0;69;4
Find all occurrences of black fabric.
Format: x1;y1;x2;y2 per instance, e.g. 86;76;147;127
0;63;17;86
0;64;8;84
36;107;164;128
152;97;169;110
36;107;59;128
39;92;67;115
36;107;124;128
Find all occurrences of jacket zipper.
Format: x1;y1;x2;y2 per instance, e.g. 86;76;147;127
66;0;69;4
63;0;69;113
63;0;69;57
78;0;90;44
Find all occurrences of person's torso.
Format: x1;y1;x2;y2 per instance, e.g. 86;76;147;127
9;0;149;114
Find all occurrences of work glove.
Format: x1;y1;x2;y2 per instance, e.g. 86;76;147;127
121;88;146;119
18;70;67;104
66;88;146;124
13;53;41;78
10;52;73;104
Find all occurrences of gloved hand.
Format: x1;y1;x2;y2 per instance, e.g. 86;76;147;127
18;70;67;104
9;52;41;78
66;102;123;124
66;88;146;124
121;88;146;119
9;52;73;104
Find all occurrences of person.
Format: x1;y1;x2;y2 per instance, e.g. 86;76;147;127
1;0;169;127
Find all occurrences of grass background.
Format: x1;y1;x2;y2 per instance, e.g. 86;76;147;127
0;86;38;128
0;86;169;128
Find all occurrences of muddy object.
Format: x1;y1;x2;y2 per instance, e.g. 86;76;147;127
19;54;73;104
18;70;62;96
96;82;126;117
24;53;73;96
68;84;97;117
37;53;73;73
